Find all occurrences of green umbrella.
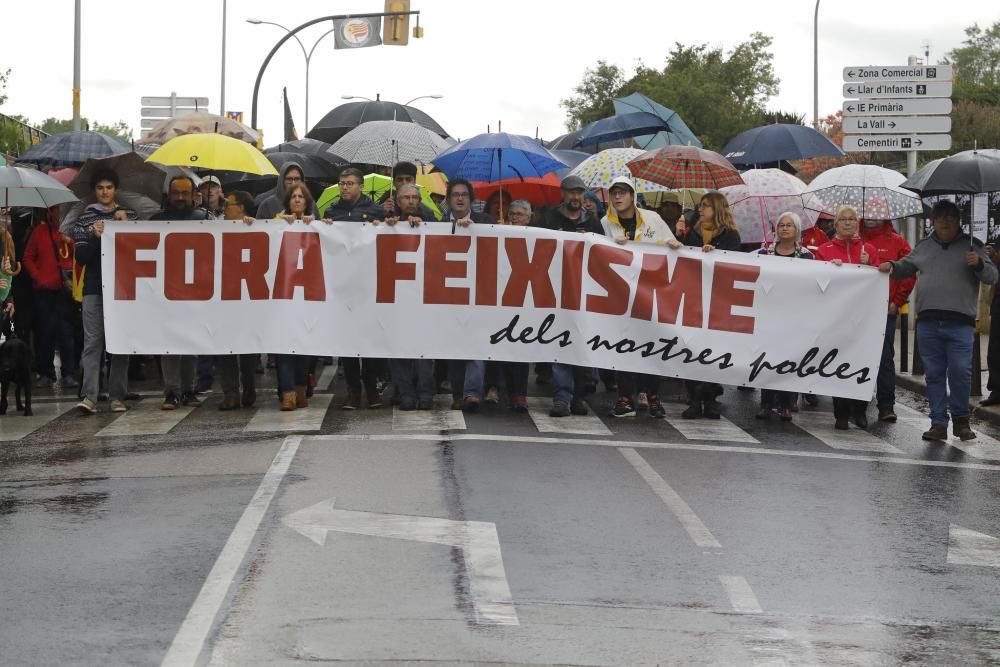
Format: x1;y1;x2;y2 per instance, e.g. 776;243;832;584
316;172;441;219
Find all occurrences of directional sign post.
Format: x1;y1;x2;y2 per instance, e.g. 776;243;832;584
843;82;952;98
843;134;952;152
842;116;952;134
842;98;953;116
843;65;953;81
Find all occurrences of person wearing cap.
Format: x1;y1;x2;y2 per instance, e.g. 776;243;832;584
602;175;682;419
537;175;602;234
199;176;225;218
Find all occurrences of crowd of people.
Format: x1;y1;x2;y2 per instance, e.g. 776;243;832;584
0;159;995;443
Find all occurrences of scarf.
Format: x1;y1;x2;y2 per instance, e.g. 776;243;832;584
700;219;718;246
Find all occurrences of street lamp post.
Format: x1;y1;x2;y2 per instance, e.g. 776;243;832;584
220;0;227;116
404;94;443;105
813;0;820;128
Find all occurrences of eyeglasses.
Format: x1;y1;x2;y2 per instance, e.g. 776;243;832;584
837;216;858;222
698;203;713;209
338;181;360;188
449;191;470;199
284;176;303;183
609;189;631;197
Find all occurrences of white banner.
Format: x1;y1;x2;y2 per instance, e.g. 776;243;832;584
102;221;888;400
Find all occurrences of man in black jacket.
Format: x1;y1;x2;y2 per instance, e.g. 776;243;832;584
325;167;382;222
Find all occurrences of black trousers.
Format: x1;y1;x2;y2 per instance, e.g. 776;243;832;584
686;380;722;404
833;397;868;421
343;357;384;393
761;390;796;410
617;372;661;398
988;301;1000;392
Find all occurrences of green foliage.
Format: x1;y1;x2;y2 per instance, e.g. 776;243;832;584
945;21;1000;105
38;116;133;141
0;68;9;107
559;61;625;132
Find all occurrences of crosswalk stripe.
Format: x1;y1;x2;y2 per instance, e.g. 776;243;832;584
392;394;466;431
0;401;76;441
663;403;759;443
794;410;903;454
895;404;1000;460
315;362;338;392
96;402;195;437
244;394;333;432
526;397;611;436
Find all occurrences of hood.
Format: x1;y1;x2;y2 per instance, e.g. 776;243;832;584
277;160;305;198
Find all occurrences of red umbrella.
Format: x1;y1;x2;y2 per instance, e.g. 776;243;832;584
472;174;563;207
627;146;744;190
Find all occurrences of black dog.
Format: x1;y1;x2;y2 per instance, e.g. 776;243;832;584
0;312;32;417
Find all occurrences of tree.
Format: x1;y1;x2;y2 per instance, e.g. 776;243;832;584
559;61;625;132
38;116;133;141
0;68;10;107
945;21;1000;105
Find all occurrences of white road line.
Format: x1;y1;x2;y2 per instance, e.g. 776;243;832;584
895;404;1000;461
96;404;195;437
161;436;301;667
392;394;467;431
244;394;333;432
0;401;75;441
619;447;722;548
719;575;763;614
526;397;611;436
794;410;904;454
309;433;1000;472
663;403;759;443
316;362;338;392
947;524;1000;567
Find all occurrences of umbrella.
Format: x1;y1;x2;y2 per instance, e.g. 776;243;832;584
550;149;591;177
547;129;633;154
219;153;342;198
307;99;450;144
60;192;161;234
570;148;671;194
69;152;167;203
802;164;923;220
641;189;708;210
316;173;441;219
721;123;844;166
142;111;258;145
46;167;80;186
0;166;79;207
432;132;567;182
146;134;278;175
719;168;818;245
472;174;563;207
416;170;448;196
15;131;132;168
574;112;670;148
627;146;744;190
901;149;1000;196
329;120;451;168
613;92;702;149
264;138;345;166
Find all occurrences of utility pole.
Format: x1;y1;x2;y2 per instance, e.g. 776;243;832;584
72;0;81;131
220;0;227;116
813;0;820;127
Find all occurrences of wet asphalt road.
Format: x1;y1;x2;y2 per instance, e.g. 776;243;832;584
1;367;999;666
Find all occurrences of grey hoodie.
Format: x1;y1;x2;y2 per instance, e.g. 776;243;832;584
255;161;305;220
889;232;997;324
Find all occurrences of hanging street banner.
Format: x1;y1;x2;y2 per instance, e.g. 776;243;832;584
842;98;953;116
843;65;954;81
332;17;382;49
843;81;953;99
842;116;952;134
102;221;888;400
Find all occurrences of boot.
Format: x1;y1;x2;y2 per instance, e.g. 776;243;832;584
280;391;297;411
952;416;977;441
922;423;948;441
295;385;308;409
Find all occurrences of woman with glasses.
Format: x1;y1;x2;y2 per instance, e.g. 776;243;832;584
814;204;879;430
256;163;307;220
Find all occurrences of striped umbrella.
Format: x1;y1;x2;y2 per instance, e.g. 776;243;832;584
627;146;744;190
16;131;132;168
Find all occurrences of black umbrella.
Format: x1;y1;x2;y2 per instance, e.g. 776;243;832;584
16;131;132;168
306;100;450;145
574;112;670;148
901;149;1000;196
721;123;844;165
546;129;632;154
264;138;346;166
217;153;341;198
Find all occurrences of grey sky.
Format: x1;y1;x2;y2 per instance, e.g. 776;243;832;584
1;1;995;146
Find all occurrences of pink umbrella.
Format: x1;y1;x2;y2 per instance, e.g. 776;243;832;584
46;167;80;186
719;168;818;246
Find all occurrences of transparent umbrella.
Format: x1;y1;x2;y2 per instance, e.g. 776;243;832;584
720;168;817;245
803;164;923;220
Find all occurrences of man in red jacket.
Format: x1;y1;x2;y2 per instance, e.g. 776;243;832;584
862;219;915;422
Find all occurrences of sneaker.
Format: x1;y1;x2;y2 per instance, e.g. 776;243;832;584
510;395;528;413
609;396;636;418
365;385;383;409
570;398;590;416
60;376;78;389
485;387;500;404
703;400;722;419
636;392;649;411
181;392;202;407
463;396;480;413
110;400;128;413
549;403;571;418
194;378;213;394
76;398;97;414
681;403;703;419
648;395;666;419
162;393;179;410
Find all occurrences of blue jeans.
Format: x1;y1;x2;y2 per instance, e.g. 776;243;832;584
877;314;898;406
391;358;433;402
916;319;973;425
463;360;485;400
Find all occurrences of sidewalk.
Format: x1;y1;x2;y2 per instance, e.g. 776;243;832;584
893;325;1000;426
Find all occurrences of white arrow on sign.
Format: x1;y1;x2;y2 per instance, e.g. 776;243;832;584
843;65;953;82
843;81;952;99
947;524;1000;567
843;116;952;134
283;498;519;625
842;98;953;116
843;134;952;152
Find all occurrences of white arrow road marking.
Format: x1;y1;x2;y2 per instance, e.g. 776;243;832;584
283;498;519;626
719;575;763;614
947;524;1000;567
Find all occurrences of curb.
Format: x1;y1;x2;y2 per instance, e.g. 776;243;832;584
896;371;1000;427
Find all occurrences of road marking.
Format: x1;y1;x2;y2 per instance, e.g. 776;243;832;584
244;394;333;432
97;403;195;437
161;436;301;667
309;433;1000;472
619;447;722;548
663;403;759;443
0;401;75;441
283;498;518;625
526;397;611;436
895;404;1000;460
947;524;1000;567
719;575;763;614
794;410;904;454
392;394;467;431
315;362;337;392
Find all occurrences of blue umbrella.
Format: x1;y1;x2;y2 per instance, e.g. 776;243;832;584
551;149;590;177
16;131;132;168
431;132;566;182
722;123;844;166
612;92;703;149
574;112;669;148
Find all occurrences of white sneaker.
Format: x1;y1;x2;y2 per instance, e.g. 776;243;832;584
485;387;500;404
76;398;97;414
110;400;127;413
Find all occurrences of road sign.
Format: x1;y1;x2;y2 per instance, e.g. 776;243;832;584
843;134;952;152
141;107;202;118
842;98;953;116
843;81;952;99
843;65;953;82
842;116;952;134
141;96;209;107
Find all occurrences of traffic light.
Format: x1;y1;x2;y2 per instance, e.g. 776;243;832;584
383;0;409;46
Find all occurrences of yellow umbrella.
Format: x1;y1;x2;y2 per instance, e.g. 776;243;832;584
145;133;278;175
416;170;448;196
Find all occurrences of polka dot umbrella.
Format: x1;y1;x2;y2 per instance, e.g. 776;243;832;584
802;164;922;220
569;148;671;193
719;168;818;245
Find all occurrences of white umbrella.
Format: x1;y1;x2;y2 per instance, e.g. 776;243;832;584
329;120;451;167
0;166;80;208
720;168;817;245
802;164;923;220
569;147;671;193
